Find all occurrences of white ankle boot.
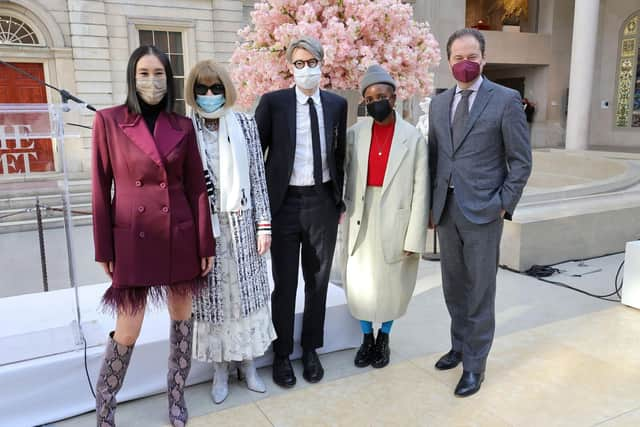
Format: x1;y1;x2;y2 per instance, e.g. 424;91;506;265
211;361;229;404
239;359;266;393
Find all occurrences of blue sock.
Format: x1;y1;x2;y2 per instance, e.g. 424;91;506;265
380;320;394;334
360;320;373;334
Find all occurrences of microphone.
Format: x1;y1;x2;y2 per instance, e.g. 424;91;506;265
0;59;96;112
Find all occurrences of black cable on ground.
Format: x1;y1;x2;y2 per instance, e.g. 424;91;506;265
500;259;625;303
82;334;96;399
615;260;624;299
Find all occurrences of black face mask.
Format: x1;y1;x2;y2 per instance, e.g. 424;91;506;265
366;99;393;123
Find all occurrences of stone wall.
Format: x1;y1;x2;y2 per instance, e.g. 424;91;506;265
590;0;640;148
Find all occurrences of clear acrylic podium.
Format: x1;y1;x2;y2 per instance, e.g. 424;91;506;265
0;102;112;426
0;102;100;364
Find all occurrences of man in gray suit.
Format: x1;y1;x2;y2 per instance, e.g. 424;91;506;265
428;28;532;397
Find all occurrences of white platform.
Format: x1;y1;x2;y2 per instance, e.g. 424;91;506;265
622;240;640;309
0;276;360;427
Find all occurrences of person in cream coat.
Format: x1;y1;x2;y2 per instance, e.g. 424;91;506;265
343;65;429;369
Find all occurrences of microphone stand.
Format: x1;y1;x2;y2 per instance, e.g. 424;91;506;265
0;59;96;111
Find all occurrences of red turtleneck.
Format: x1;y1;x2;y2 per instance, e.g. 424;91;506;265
367;119;395;187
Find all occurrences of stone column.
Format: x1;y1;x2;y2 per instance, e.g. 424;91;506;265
565;0;600;151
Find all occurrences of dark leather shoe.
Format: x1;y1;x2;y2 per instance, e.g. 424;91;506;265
454;371;484;397
302;350;324;383
371;330;390;369
354;333;375;367
435;350;462;370
272;355;296;388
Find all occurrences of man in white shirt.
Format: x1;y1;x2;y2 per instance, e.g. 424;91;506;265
255;36;348;388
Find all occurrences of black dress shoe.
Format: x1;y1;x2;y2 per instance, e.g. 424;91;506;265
454;371;484;397
354;333;375;367
434;350;462;370
302;350;324;383
371;330;390;369
272;355;296;388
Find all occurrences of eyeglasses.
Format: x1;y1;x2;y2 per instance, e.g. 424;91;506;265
195;83;225;96
292;59;319;69
363;95;393;105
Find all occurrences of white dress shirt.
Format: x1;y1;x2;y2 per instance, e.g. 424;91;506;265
450;75;484;124
289;86;330;186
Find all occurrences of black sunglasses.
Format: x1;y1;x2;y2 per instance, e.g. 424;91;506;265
195;83;225;96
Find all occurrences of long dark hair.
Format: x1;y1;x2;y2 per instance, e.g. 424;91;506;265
125;45;175;114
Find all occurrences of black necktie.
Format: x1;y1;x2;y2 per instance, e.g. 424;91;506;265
307;97;323;185
452;90;473;148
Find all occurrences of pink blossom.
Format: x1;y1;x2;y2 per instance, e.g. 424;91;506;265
230;0;441;109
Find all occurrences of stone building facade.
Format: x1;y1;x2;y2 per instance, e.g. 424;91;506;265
0;0;639;177
0;0;252;175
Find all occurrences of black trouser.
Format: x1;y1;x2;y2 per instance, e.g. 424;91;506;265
270;183;340;356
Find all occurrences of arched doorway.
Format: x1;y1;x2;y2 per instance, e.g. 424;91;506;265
0;15;53;173
0;4;68;175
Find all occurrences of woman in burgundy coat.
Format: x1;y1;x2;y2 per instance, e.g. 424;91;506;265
91;45;214;427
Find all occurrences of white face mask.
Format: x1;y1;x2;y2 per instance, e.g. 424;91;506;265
293;65;322;90
136;76;167;105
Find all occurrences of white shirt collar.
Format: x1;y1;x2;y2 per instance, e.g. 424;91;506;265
456;75;483;95
296;86;321;105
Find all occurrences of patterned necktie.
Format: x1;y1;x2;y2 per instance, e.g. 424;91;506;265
307;97;323;185
451;89;473;148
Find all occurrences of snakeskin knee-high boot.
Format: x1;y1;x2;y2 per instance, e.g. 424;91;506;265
167;318;193;427
95;332;134;427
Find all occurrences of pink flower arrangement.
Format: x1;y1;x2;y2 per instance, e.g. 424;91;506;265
230;0;441;108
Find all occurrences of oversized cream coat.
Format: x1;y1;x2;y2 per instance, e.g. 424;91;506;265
342;112;429;321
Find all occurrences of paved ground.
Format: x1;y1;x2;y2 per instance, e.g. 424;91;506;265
50;253;639;427
0;225;105;297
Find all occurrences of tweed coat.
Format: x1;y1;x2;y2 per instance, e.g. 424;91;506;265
91;104;215;289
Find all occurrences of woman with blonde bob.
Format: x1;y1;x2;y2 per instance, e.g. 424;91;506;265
187;60;276;403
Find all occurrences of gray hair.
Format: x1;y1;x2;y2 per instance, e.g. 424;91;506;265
286;36;324;63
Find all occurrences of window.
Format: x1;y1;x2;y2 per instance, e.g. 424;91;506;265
464;0;538;33
0;15;39;45
615;13;640;128
139;30;186;115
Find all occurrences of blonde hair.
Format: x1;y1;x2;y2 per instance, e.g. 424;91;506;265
184;59;237;111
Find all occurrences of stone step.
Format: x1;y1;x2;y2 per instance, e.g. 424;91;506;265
0;203;92;225
0;214;93;234
0;178;91;199
0;177;93;232
0;192;92;211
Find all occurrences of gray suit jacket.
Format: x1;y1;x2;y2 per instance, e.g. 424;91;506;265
428;78;532;225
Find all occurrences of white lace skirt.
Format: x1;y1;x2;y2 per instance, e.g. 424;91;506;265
193;304;275;363
193;213;276;363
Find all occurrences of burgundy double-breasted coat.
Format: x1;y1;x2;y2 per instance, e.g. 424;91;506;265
91;104;215;289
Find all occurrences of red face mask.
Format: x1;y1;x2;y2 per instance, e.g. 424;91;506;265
452;60;481;83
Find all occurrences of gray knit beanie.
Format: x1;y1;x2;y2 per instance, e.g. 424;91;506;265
359;64;396;96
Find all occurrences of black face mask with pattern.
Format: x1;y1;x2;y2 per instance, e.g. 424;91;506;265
366;99;393;123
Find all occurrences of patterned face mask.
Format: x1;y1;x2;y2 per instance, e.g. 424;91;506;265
136;76;167;105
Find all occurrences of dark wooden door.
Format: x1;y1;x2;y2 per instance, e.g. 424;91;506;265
0;62;54;174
